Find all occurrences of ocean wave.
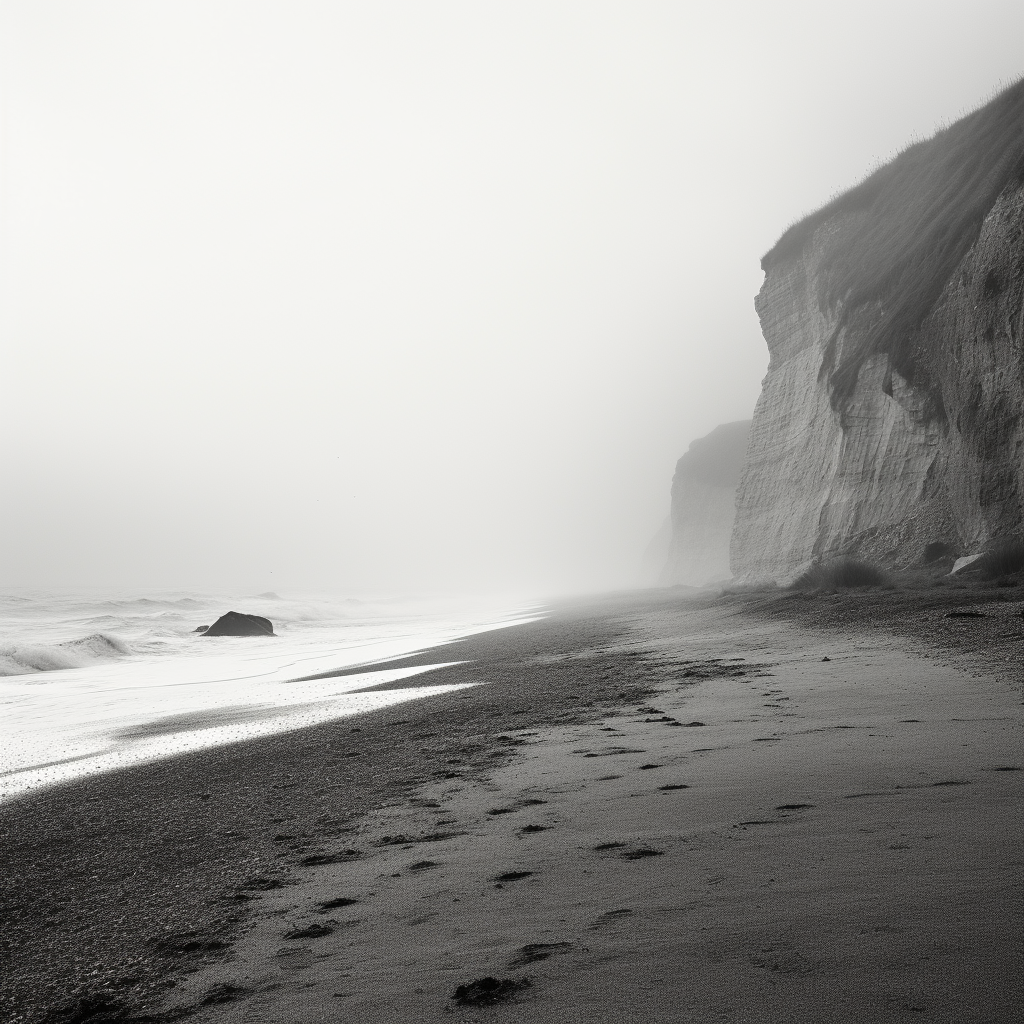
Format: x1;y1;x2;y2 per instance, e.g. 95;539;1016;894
101;596;211;611
0;633;132;677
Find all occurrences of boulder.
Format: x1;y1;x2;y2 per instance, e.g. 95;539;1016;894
950;554;985;576
201;611;275;637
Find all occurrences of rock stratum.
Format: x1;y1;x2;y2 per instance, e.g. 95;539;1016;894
663;420;750;586
732;80;1024;581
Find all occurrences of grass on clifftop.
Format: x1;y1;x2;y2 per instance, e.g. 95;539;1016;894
763;78;1024;409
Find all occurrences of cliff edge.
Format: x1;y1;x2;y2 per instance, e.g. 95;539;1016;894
732;80;1024;581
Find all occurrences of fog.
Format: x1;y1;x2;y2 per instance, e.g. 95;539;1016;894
2;2;1021;596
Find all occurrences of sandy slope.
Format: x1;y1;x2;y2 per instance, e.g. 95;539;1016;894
159;601;1024;1023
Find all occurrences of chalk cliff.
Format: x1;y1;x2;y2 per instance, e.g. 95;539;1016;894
663;420;750;586
732;80;1024;581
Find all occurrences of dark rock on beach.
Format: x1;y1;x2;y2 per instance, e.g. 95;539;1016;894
201;611;275;637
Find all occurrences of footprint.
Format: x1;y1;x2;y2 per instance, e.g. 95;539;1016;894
637;764;663;770
299;849;362;866
284;921;334;940
894;780;971;790
452;977;531;1007
319;897;359;911
488;798;547;816
495;734;529;746
493;870;534;883
589;908;633;930
242;875;291;892
509;941;573;966
775;803;814;811
520;824;551;834
275;945;314;969
409;860;438;871
153;931;231;956
621;847;664;860
596;774;623;781
592;841;626;851
201;983;251;1006
376;832;459;846
658;784;689;791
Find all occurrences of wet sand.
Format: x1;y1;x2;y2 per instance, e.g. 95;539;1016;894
1;584;1022;1022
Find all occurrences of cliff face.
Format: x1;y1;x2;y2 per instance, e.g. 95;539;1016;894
732;82;1024;581
663;420;750;586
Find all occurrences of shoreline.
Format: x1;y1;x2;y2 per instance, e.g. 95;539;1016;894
0;597;658;1022
1;585;1022;1021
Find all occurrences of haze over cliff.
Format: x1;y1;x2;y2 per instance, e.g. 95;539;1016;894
663;421;750;587
732;79;1024;582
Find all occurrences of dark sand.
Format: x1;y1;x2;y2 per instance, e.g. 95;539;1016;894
1;581;1022;1022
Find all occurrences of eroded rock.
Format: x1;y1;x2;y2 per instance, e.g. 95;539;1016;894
201;612;275;637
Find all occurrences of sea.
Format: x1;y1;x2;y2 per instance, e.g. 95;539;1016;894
0;591;540;804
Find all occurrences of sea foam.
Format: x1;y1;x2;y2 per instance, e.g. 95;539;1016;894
0;590;542;801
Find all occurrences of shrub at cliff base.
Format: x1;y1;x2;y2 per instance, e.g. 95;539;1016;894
791;558;886;591
976;538;1024;580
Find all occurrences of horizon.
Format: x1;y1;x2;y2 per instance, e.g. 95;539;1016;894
3;1;1023;596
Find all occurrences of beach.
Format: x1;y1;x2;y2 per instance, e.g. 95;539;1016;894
1;584;1022;1022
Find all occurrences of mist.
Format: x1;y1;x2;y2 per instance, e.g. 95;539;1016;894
2;1;1022;596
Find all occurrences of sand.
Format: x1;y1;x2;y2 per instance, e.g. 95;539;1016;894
1;586;1022;1022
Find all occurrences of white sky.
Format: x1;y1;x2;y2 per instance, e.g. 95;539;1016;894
2;1;1022;596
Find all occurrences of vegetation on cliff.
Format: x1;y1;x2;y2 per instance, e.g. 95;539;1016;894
763;78;1024;408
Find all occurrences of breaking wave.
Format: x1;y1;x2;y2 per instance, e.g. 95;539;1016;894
0;633;132;677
